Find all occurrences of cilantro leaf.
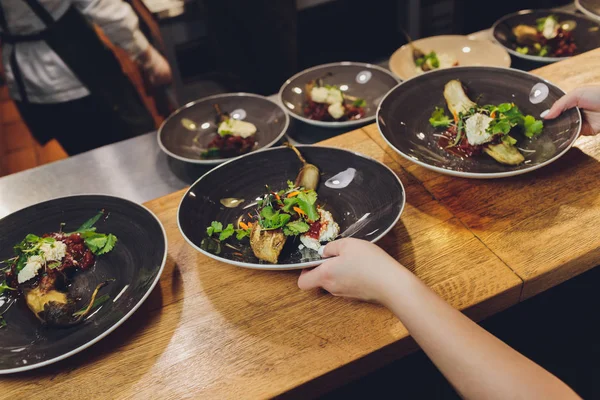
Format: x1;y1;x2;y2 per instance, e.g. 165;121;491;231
86;236;108;253
97;234;117;255
297;191;319;222
497;103;513;113
235;229;251;240
523;115;544;138
488;119;512;135
502;135;518;146
259;206;291;230
219;224;235;241
352;98;367;108
76;211;104;233
207;221;223;236
283;220;310;236
429;107;452;128
282;197;299;213
0;280;16;296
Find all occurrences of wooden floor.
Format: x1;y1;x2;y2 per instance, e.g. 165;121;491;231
0;86;68;177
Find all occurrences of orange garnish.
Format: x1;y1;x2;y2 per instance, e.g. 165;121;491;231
287;191;300;198
490;111;496;118
239;221;249;230
247;222;253;228
293;206;306;215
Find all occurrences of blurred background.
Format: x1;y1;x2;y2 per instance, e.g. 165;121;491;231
0;0;572;176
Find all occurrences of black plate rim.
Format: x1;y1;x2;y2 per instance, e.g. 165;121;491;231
375;65;583;179
491;9;600;63
576;0;600;21
157;92;290;165
0;194;168;374
278;61;400;129
176;145;406;270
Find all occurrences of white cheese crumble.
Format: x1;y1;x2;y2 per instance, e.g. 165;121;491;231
465;113;494;145
327;102;345;120
17;255;44;284
40;240;67;262
300;209;340;252
310;86;344;105
217;119;257;138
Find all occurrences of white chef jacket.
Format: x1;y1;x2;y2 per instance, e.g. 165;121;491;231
0;0;149;103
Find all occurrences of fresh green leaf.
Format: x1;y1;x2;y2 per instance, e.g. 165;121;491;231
25;234;40;243
207;221;223;236
219;224;235;241
76;211;104;233
259;206;291;230
429;107;452;128
86;236;108;253
352;98;367;108
428;52;440;69
297;191;319;222
497;103;513;113
488;119;512;135
97;234;117;255
287;180;295;189
502;135;518;146
235;229;251;240
15;256;27;272
283;220;310;236
0;280;16;296
282;197;299;213
73;294;110;317
516;46;529;55
415;57;425;67
523;115;544;138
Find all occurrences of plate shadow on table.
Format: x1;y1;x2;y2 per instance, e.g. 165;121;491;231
2;259;184;394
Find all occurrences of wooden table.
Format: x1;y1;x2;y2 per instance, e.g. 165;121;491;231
4;49;600;399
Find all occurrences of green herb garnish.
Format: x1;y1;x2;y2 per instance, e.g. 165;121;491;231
429;107;452;128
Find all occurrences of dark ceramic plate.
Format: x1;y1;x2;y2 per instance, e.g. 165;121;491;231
0;195;167;374
492;9;600;63
158;93;289;165
178;146;405;270
577;0;600;21
278;62;399;129
377;66;581;179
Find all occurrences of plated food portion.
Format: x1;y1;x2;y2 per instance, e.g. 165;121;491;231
279;62;399;128
1;211;116;328
0;195;167;374
158;93;289;165
389;35;510;81
377;67;581;178
429;80;544;166
493;10;600;63
178;146;405;270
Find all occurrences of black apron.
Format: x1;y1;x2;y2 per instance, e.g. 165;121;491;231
0;0;155;146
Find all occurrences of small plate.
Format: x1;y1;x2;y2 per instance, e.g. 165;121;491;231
377;66;581;179
0;195;167;374
158;93;289;165
178;146;405;270
389;35;511;81
492;9;600;63
278;62;399;129
576;0;600;21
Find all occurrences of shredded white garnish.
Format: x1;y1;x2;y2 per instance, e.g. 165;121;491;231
517;147;537;153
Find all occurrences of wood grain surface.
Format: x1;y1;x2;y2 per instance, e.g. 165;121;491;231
1;130;521;399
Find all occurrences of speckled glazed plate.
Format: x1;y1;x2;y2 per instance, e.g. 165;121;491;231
278;62;399;129
389;35;511;81
158;93;289;165
178;146;405;270
492;9;600;63
377;66;581;179
0;195;167;374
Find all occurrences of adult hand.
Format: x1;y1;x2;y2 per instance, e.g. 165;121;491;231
137;45;173;87
297;238;406;304
544;85;600;136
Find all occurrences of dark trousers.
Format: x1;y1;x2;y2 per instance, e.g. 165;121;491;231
15;95;154;155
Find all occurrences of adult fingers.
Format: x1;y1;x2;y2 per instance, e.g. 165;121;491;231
545;90;581;120
320;238;352;258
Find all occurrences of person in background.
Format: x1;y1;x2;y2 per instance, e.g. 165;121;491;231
0;0;172;155
298;238;581;399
